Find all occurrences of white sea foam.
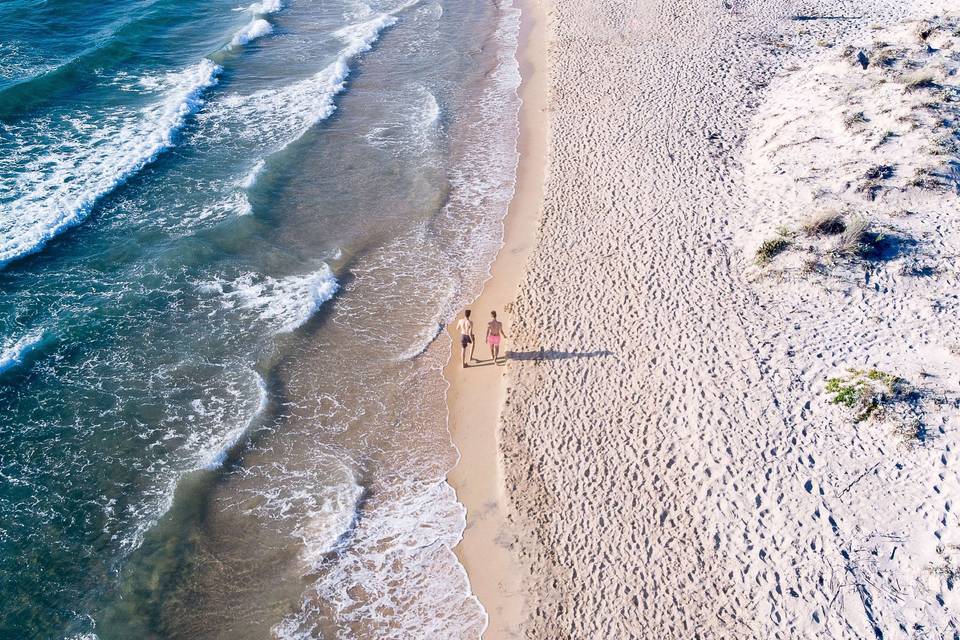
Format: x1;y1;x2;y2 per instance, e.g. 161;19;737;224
230;18;273;49
240;160;265;189
241;0;283;15
365;85;441;154
272;480;484;640
295;476;363;566
199;371;268;469
234;462;364;568
420;87;440;127
0;59;220;269
202;265;339;334
398;322;443;361
120;368;269;553
209;11;398;155
237;195;254;216
0;329;47;375
228;0;284;49
233;160;266;216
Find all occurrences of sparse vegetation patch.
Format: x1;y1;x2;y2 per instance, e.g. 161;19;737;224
832;215;873;256
755;238;790;265
843;111;869;128
904;72;938;93
825;368;905;423
802;211;846;236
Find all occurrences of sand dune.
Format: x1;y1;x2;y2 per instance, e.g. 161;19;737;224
484;0;960;637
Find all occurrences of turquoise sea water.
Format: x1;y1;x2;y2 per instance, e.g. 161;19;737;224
0;0;520;637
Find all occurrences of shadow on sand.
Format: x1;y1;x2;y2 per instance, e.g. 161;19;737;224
791;14;862;20
463;349;613;368
506;349;614;362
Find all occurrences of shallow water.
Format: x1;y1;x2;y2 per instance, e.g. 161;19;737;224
0;0;520;637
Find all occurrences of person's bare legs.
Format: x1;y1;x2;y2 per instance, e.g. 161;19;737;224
469;336;476;362
461;339;469;368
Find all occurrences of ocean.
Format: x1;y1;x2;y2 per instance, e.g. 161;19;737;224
0;0;521;637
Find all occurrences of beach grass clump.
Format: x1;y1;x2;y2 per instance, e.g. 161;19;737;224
775;224;794;237
863;165;894;181
930;134;960;155
832;215;873;256
825;376;868;408
864;368;901;392
755;237;790;265
893;417;929;445
872;130;897;149
843;111;869;129
915;21;935;43
800;257;821;275
908;166;943;189
825;368;905;423
904;71;939;93
857;166;894;200
932;562;960;589
802;210;846;236
873;48;899;67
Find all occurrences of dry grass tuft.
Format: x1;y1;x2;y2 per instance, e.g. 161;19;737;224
857;165;894;200
930;134;960;155
802;211;846;236
904;71;939;93
915;21;935;42
873;48;899;67
844;111;869;128
833;215;871;256
908;167;942;189
863;164;894;180
800;258;821;275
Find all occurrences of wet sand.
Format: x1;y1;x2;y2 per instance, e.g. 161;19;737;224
443;0;548;636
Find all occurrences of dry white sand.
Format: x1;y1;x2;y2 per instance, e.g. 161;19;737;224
481;0;960;637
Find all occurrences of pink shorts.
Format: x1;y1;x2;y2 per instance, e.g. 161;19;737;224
487;334;501;347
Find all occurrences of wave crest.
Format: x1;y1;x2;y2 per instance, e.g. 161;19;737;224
199;265;339;334
0;329;48;375
0;59;220;269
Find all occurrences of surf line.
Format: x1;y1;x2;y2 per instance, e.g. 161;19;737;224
0;0;293;271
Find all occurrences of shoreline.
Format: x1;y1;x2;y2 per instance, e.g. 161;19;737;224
443;0;548;636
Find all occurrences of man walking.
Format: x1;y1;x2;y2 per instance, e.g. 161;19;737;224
456;310;475;367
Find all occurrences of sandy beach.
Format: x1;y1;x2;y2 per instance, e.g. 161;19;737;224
444;0;548;636
449;0;960;637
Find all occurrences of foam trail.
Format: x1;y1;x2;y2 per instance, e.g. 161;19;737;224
201;372;269;470
230;18;273;48
217;10;401;155
398;323;444;361
240;160;266;189
241;0;283;14
226;0;284;51
201;265;340;334
0;59;220;270
420;88;440;128
293;474;364;567
0;329;47;375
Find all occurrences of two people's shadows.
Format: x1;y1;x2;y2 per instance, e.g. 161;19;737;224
507;349;613;362
468;349;613;367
